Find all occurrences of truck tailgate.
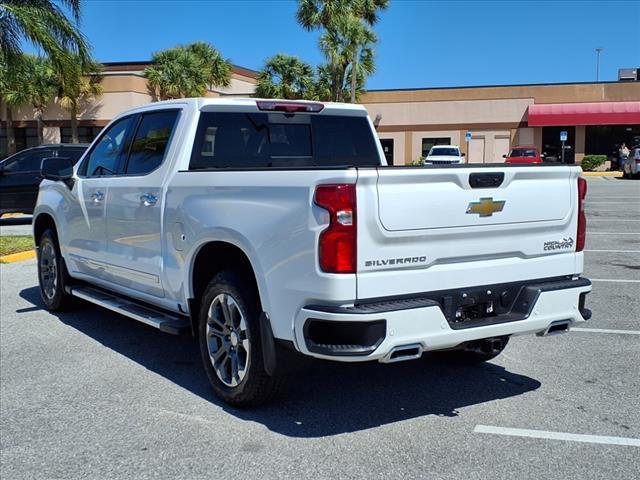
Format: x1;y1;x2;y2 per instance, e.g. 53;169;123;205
356;166;583;300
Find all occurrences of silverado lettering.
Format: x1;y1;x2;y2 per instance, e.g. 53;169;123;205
365;256;427;267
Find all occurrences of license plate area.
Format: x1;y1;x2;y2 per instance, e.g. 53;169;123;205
455;301;494;322
441;283;525;329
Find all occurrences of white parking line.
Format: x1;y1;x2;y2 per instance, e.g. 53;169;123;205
587;219;640;222
585;249;640;253
474;425;640;447
572;328;640;335
590;278;640;283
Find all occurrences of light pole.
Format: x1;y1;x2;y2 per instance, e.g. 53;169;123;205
595;48;603;81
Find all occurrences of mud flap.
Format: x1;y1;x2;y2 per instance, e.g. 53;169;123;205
260;313;311;376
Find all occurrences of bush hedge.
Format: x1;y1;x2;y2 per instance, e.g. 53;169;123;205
581;155;607;171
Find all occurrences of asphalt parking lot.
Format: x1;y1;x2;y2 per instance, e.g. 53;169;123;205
1;176;639;479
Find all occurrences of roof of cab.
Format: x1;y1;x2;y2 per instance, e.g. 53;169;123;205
135;97;367;112
110;97;369;124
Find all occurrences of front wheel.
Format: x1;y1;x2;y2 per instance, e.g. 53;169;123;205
37;229;74;311
198;271;286;407
432;336;510;365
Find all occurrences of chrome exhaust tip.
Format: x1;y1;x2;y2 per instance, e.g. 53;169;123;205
537;320;572;337
381;343;424;363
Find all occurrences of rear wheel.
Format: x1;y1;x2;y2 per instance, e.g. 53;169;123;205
37;229;74;311
198;271;286;407
433;336;509;365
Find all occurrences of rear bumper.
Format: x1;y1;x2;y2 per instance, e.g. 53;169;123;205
294;277;592;362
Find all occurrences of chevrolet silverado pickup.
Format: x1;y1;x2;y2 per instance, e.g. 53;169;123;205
34;98;592;406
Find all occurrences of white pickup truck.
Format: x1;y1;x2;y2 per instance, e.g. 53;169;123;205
34;98;592;406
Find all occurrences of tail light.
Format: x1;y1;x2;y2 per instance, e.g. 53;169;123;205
576;176;587;252
314;184;357;273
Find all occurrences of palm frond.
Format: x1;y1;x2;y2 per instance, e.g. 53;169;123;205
0;1;90;68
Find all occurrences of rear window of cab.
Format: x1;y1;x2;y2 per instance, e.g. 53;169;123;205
189;112;380;169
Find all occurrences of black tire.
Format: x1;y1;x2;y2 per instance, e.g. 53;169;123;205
198;271;286;407
37;228;74;311
433;336;509;365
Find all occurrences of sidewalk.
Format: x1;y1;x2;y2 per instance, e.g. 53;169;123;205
581;171;623;177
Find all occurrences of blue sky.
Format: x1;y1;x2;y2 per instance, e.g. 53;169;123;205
42;0;640;89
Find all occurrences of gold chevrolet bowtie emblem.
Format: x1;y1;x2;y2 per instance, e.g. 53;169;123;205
466;197;506;217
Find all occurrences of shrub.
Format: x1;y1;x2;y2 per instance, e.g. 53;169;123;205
410;156;425;166
581;155;607;171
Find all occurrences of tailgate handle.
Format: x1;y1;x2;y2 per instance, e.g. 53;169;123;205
469;172;504;189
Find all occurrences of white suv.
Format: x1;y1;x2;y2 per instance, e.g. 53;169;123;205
425;145;465;164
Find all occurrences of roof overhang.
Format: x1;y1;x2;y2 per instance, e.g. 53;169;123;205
528;101;640;126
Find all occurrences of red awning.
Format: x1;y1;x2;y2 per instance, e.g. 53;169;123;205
528;101;640;126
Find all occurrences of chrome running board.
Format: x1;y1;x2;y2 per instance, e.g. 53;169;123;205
69;286;190;335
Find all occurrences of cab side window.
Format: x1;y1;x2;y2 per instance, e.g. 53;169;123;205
80;117;134;177
125;110;179;175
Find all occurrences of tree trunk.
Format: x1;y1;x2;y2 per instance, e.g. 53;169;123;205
350;49;358;103
6;106;16;155
70;103;79;144
36;111;44;145
331;67;341;102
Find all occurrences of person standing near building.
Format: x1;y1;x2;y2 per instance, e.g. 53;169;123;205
618;143;630;171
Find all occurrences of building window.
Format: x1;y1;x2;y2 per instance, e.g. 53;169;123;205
379;138;394;165
421;137;450;157
586;125;640;158
61;126;103;144
0;127;38;159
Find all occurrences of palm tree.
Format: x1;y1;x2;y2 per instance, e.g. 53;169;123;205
144;42;232;100
0;58;25;155
318;13;376;102
296;0;388;102
297;0;388;29
56;54;103;143
0;0;89;68
255;54;315;100
19;55;57;145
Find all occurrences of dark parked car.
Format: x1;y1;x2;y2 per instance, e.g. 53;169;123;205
0;144;88;216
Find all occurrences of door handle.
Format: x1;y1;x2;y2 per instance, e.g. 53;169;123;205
91;191;105;203
140;193;158;207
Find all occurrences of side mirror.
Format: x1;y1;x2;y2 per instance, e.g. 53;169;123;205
461;152;466;157
41;157;73;186
502;154;507;158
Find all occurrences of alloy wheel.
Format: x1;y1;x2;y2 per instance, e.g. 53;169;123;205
39;242;58;300
206;293;250;387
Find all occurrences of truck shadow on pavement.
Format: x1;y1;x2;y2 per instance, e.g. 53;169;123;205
19;285;541;438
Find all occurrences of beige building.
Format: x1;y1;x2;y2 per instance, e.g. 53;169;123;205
362;82;640;165
2;61;640;163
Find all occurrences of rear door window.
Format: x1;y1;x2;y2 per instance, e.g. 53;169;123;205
190;112;378;169
124;110;179;175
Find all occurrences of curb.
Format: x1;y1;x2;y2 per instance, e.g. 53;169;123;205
0;250;36;264
581;171;623;177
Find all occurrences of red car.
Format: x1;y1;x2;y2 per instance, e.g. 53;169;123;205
503;146;543;163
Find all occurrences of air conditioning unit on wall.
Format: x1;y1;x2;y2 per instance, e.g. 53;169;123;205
618;68;639;81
